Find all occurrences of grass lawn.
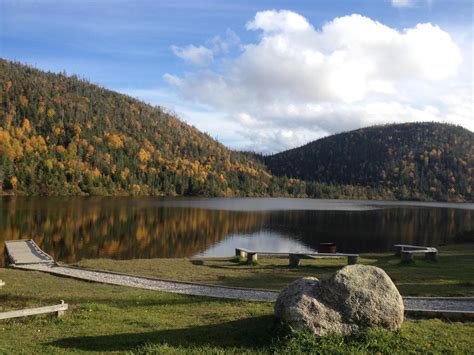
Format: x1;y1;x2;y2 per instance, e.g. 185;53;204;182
0;244;472;354
79;244;474;297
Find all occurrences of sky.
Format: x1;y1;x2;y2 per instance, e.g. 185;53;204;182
1;0;472;153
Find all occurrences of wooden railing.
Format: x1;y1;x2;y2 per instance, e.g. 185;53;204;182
0;301;68;320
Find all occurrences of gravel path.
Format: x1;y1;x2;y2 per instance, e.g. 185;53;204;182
14;263;474;313
14;263;278;302
403;297;474;312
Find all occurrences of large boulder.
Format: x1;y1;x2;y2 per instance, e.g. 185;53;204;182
274;265;404;336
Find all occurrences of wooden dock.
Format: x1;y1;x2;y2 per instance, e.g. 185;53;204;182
4;239;55;266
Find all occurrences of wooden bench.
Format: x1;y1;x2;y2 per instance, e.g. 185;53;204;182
235;248;358;266
0;300;68;320
235;248;283;264
394;244;438;261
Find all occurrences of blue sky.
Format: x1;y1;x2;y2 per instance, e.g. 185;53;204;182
1;0;472;152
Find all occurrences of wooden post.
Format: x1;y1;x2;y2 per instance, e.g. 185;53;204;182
394;245;403;256
347;255;358;265
56;300;66;318
425;251;437;261
3;246;11;267
235;248;247;259
401;251;413;262
289;254;301;267
247;252;257;264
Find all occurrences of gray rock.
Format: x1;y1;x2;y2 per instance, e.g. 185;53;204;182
274;265;404;336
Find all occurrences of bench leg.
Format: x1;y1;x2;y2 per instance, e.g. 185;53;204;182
347;256;358;265
425;252;437;261
247;253;257;264
289;254;301;267
394;246;403;257
236;249;247;259
401;252;413;262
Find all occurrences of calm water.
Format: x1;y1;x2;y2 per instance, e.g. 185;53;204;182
0;197;472;264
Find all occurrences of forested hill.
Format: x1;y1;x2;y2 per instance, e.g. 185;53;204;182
0;59;279;196
1;60;472;201
265;123;473;201
0;59;383;199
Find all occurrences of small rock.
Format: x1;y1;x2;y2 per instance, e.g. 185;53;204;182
274;265;404;336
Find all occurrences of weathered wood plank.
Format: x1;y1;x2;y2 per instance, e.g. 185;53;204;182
236;247;359;266
395;244;438;259
4;239;54;265
246;252;258;264
0;301;68;320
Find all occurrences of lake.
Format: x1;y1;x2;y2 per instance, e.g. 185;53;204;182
0;197;472;265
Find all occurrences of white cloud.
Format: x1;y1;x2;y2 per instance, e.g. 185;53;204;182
391;0;415;8
246;10;311;33
163;10;471;153
390;0;436;9
171;30;241;67
171;44;214;66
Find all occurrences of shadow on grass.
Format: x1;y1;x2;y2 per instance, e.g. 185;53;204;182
204;264;342;290
78;295;232;309
48;315;279;352
1;288;232;312
0;293;42;305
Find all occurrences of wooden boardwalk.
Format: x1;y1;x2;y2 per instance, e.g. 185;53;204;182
4;239;55;265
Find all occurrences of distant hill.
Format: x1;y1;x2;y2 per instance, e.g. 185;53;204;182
265;123;473;201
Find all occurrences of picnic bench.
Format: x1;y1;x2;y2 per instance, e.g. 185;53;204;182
394;244;438;262
235;248;359;267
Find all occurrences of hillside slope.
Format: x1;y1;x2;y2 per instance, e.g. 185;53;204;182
0;59;384;200
0;59;279;196
265;123;473;201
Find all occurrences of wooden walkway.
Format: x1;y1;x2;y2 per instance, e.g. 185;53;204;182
4;239;55;265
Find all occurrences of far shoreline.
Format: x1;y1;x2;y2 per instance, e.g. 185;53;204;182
1;194;473;210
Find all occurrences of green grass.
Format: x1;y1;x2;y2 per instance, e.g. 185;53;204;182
79;243;474;296
0;244;473;353
0;267;274;354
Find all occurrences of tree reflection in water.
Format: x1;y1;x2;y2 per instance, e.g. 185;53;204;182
0;197;471;265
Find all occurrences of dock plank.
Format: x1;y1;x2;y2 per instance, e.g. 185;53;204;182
4;240;54;265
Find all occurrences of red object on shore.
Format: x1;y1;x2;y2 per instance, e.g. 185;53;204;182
318;242;337;253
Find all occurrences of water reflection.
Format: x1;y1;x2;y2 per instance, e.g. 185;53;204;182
263;208;472;253
194;230;316;258
0;197;472;264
